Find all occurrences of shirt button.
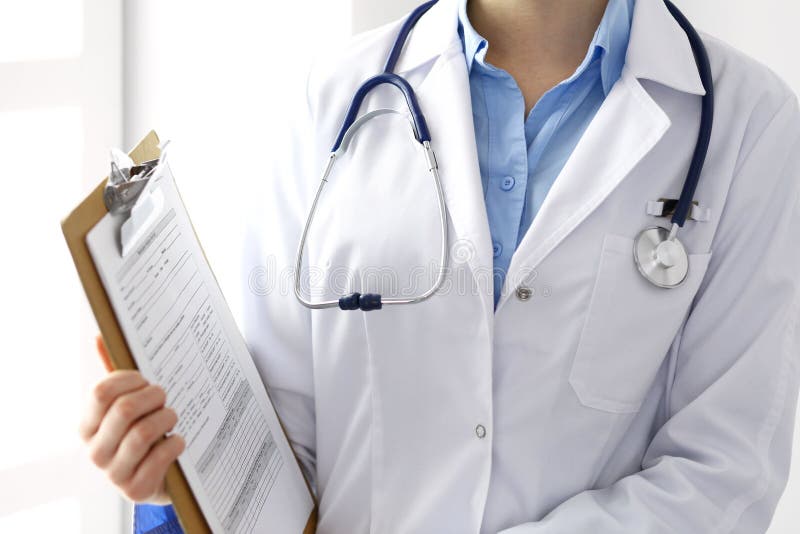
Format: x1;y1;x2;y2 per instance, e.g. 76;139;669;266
500;176;516;191
492;241;503;258
516;286;533;301
475;424;487;439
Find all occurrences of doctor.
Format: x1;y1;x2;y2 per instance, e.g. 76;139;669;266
80;0;800;532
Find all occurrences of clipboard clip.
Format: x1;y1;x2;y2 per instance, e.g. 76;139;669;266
104;143;171;257
104;153;160;214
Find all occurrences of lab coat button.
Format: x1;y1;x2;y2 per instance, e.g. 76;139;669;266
475;424;487;439
516;286;532;301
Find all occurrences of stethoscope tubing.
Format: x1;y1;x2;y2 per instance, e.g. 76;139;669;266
663;0;715;229
294;0;715;309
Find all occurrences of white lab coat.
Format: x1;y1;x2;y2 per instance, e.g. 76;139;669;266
232;0;800;532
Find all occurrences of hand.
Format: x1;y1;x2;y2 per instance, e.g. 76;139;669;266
79;336;185;504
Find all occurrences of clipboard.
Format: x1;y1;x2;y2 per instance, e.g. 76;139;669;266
61;131;317;534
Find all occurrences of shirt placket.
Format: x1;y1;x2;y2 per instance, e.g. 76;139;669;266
479;69;529;306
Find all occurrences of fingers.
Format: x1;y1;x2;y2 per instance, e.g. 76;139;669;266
121;434;186;502
79;371;149;442
107;407;179;487
81;339;182;504
96;335;113;372
88;384;167;468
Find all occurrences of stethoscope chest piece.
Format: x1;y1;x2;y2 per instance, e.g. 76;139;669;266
634;226;689;288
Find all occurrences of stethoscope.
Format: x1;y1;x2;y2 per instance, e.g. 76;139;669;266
294;0;714;311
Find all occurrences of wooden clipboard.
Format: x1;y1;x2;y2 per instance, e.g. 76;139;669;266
61;131;317;534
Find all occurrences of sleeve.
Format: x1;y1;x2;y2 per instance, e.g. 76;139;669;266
133;504;183;534
228;66;320;491
500;95;800;534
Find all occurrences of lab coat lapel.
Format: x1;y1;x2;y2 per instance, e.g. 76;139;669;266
498;72;671;310
496;0;705;311
416;45;495;320
395;0;496;321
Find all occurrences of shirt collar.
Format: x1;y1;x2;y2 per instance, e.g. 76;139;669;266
457;0;635;96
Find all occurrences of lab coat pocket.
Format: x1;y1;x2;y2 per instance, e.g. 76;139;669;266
569;233;712;413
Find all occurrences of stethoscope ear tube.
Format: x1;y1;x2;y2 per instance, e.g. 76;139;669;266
382;0;439;74
330;0;439;154
330;73;431;153
663;0;715;229
297;0;445;311
294;135;449;310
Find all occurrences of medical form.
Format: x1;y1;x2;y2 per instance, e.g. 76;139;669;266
85;166;314;534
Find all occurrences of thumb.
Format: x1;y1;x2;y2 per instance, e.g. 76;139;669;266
95;335;113;373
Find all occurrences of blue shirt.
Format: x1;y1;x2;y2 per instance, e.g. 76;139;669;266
133;503;182;534
133;2;635;532
458;0;634;306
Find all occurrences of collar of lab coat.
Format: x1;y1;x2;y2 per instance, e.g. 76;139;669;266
394;0;706;97
389;0;707;318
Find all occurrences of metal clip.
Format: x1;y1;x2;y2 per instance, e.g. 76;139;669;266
646;198;710;222
103;158;160;214
423;140;438;171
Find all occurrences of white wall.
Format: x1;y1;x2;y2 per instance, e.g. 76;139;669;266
0;0;128;532
123;0;352;309
672;0;800;95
